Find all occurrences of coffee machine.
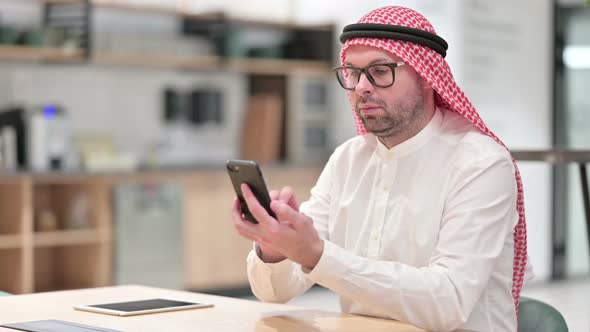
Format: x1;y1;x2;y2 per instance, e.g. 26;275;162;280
0;104;73;171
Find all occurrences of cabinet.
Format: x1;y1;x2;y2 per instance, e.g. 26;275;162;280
113;182;183;290
0;166;321;294
0;177;31;294
181;166;322;292
0;175;111;294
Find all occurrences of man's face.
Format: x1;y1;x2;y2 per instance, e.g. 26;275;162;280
344;45;428;138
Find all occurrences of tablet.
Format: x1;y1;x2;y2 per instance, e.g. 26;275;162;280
73;298;213;316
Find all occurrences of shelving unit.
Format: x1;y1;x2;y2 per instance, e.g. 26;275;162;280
0;175;111;294
0;249;26;294
0;0;334;75
0;180;26;237
34;244;105;292
0;177;31;294
0;0;90;62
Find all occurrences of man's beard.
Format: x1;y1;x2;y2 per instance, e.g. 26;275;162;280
355;85;426;138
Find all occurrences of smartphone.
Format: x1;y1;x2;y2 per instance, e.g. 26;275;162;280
226;159;276;224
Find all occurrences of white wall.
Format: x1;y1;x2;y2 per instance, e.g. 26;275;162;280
458;0;554;282
2;63;246;160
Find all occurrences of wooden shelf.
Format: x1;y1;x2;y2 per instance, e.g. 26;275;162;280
31;173;103;185
92;0;181;16
92;52;221;71
33;229;102;247
0;3;333;74
45;0;83;4
0;45;86;62
7;0;83;3
225;57;332;76
0;46;332;74
93;52;331;75
0;234;22;249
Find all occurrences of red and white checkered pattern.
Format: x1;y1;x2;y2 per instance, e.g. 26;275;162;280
341;6;527;317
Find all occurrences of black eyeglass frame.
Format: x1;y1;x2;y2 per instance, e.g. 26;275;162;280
332;62;406;90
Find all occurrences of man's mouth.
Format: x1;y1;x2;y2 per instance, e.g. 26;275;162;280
359;105;382;115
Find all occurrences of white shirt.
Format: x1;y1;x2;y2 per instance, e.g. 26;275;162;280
247;108;529;332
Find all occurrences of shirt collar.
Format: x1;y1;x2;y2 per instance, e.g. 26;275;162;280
371;107;444;159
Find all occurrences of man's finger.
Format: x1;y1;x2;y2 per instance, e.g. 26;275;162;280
271;200;307;229
279;186;294;202
269;190;279;200
231;197;260;240
279;186;299;211
241;183;278;231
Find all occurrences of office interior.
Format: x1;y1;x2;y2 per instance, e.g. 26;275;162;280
0;0;588;330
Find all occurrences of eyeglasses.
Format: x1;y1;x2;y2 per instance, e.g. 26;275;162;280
333;62;405;90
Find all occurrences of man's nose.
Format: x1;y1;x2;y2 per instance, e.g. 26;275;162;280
354;72;374;95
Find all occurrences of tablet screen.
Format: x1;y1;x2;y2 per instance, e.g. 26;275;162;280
88;299;201;312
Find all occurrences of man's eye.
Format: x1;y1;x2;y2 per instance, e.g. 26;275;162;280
350;71;361;77
371;68;389;76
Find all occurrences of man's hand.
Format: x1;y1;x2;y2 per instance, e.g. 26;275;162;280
255;186;299;262
231;197;286;263
231;184;324;270
269;186;299;213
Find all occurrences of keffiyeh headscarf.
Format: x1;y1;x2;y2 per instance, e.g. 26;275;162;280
340;6;527;315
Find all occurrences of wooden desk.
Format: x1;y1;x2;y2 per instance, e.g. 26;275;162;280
0;285;426;332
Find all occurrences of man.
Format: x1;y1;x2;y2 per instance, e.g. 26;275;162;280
231;6;530;332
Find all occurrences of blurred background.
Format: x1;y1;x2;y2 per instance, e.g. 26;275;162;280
0;0;589;329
